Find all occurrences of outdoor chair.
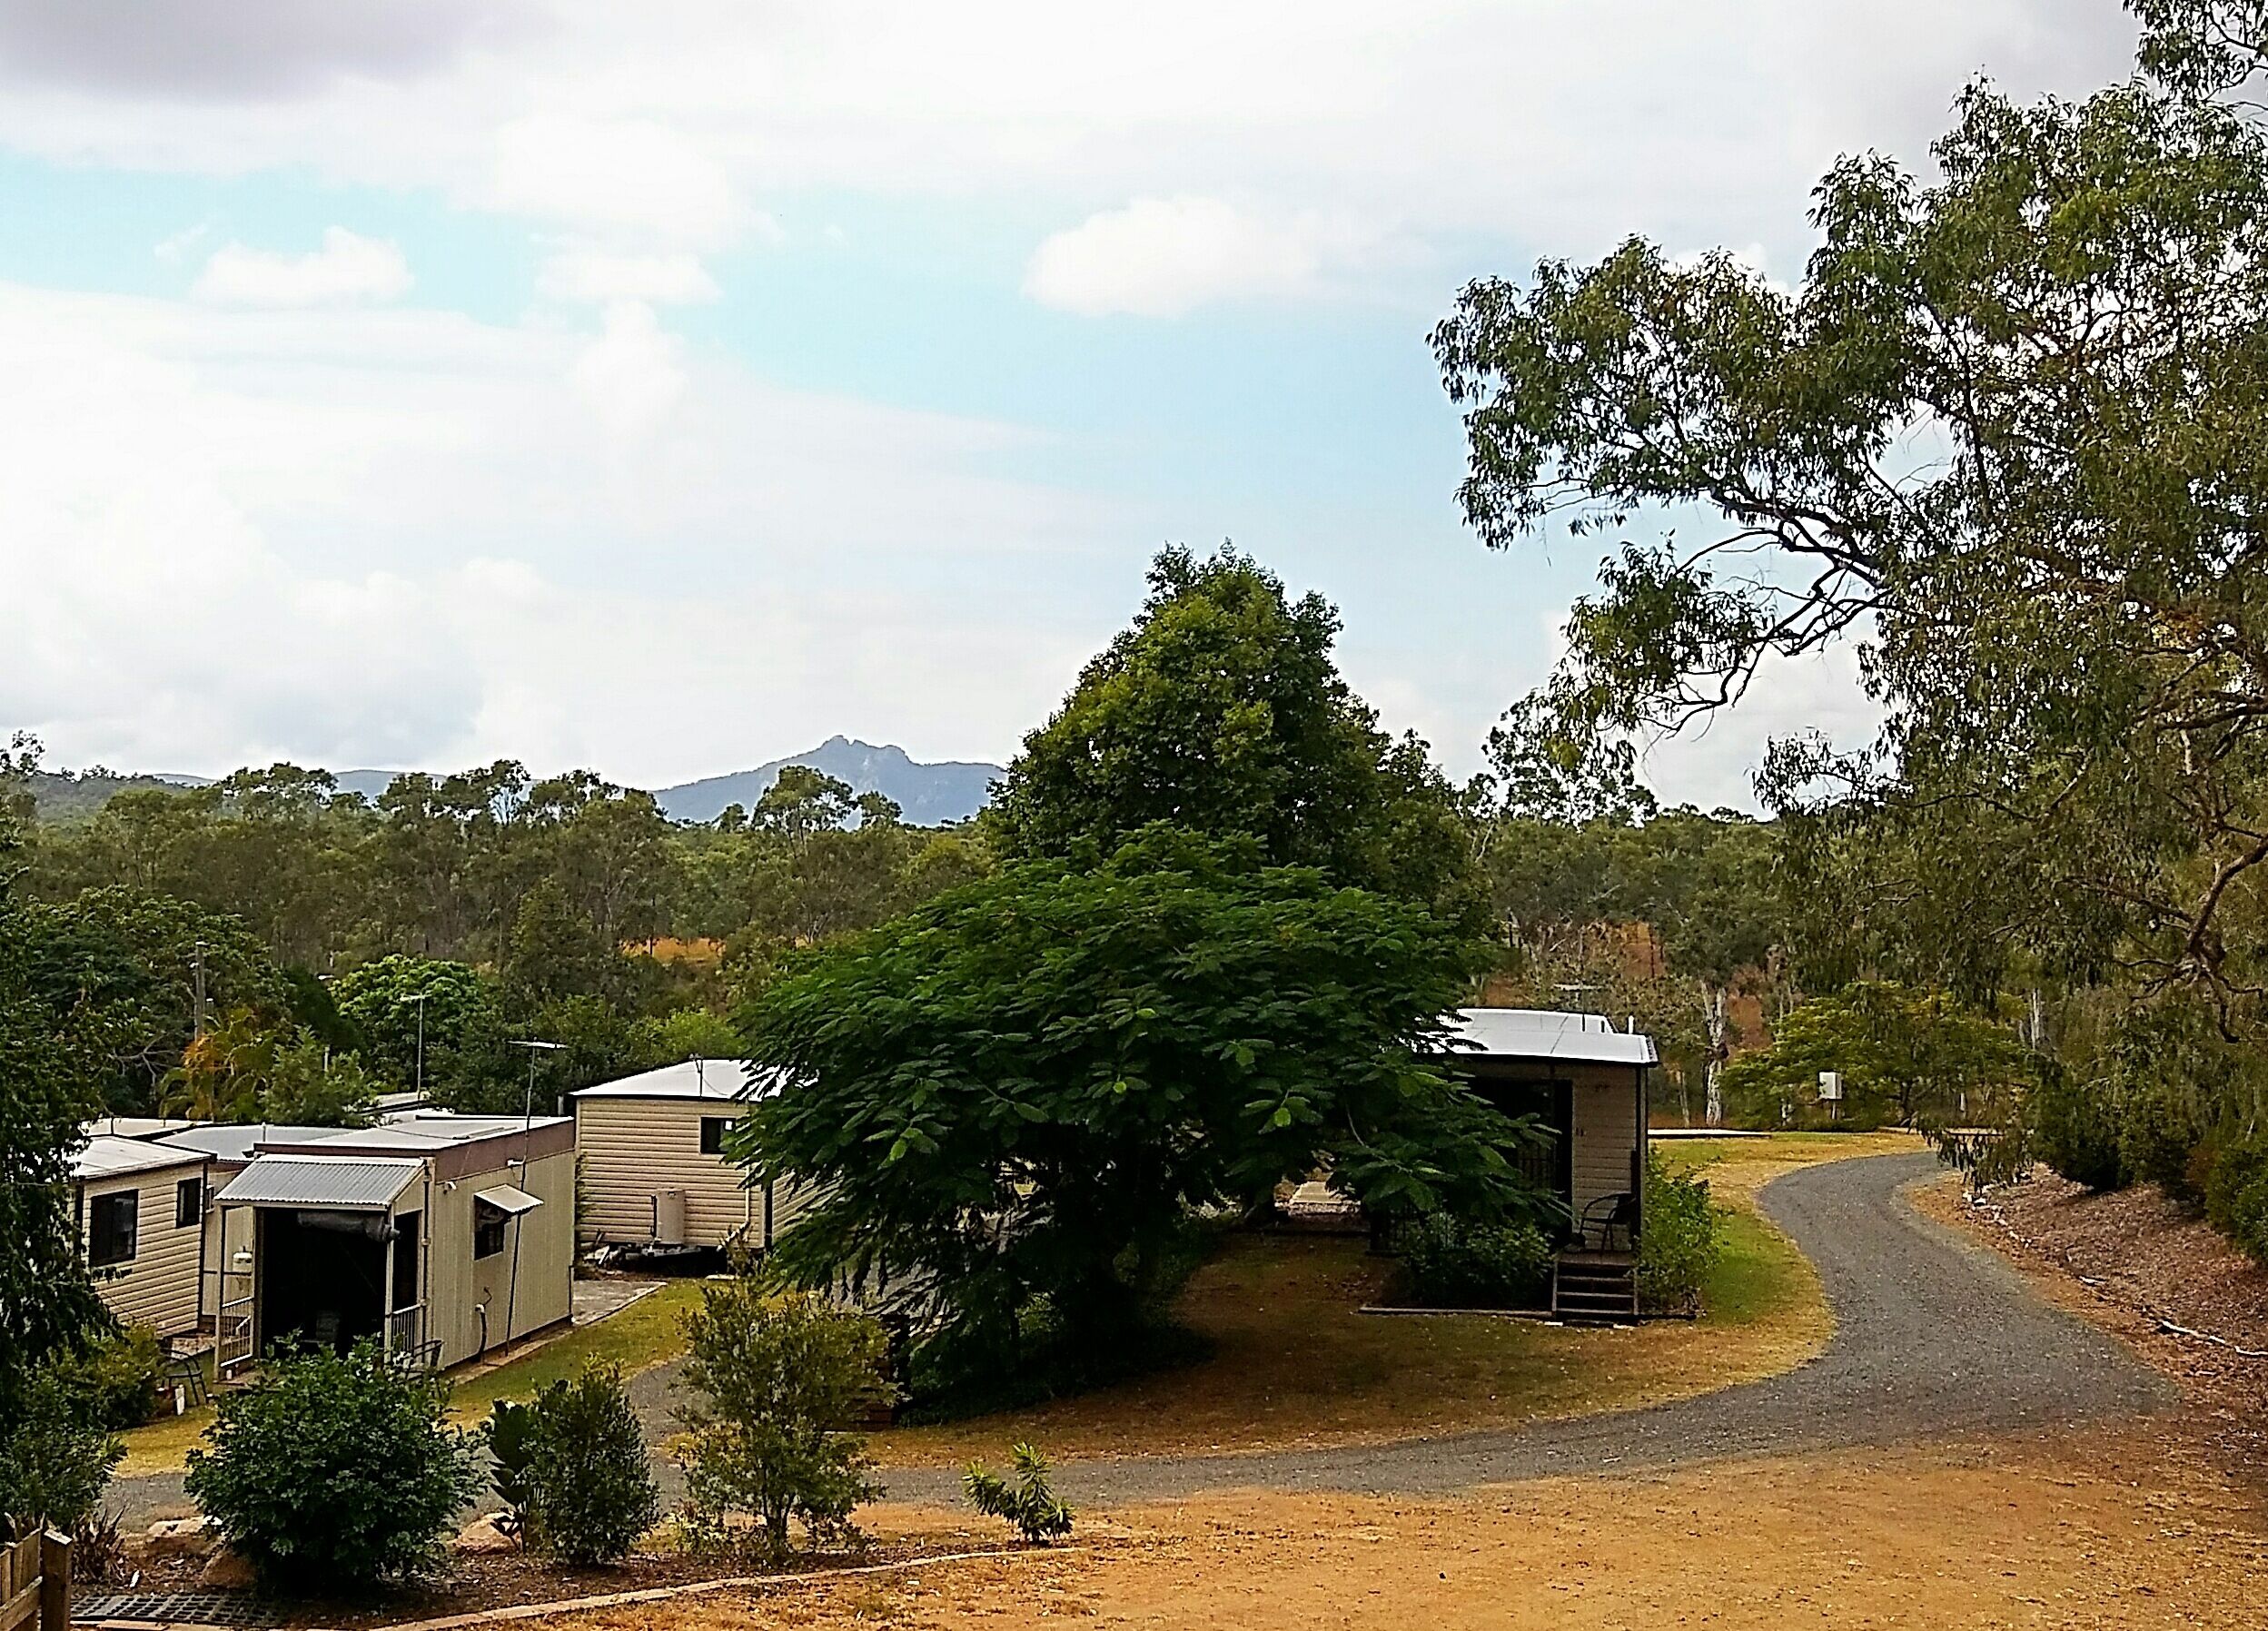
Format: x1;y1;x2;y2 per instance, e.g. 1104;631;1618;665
1579;1190;1639;1253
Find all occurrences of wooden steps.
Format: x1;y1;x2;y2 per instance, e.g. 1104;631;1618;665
1551;1250;1637;1323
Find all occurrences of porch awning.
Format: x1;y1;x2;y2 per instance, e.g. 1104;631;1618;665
473;1184;542;1217
217;1155;422;1211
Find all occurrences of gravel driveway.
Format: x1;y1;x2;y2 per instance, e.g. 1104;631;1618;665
111;1152;2172;1523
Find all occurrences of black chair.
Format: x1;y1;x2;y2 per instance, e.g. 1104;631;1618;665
1579;1191;1639;1252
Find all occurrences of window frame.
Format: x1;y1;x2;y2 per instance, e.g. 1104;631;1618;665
472;1201;508;1260
89;1190;139;1268
698;1115;734;1156
175;1174;204;1230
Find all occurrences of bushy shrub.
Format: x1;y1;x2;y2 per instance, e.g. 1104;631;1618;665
1636;1154;1719;1314
2205;1137;2268;1268
674;1286;893;1562
485;1367;659;1565
2030;1069;2126;1191
56;1324;168;1431
1;1365;124;1537
184;1341;483;1591
963;1443;1073;1546
1395;1213;1554;1308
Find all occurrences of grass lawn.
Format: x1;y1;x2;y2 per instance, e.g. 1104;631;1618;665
870;1131;1919;1468
116;1279;707;1476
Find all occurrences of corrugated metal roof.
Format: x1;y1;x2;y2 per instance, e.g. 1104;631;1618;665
156;1124;356;1164
216;1154;423;1210
571;1059;789;1102
74;1134;206;1181
472;1183;542;1216
1447;1007;1659;1067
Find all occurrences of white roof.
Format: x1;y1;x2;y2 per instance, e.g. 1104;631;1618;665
217;1154;424;1211
300;1113;572;1152
74;1134;206;1182
84;1116;201;1141
157;1124;358;1164
1447;1007;1658;1067
571;1058;780;1102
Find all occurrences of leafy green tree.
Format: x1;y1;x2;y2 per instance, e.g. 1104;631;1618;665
674;1286;891;1562
738;827;1544;1395
332;954;504;1098
0;815;114;1530
1716;983;2035;1132
261;1037;380;1127
994;547;1479;918
1433;4;2268;1199
962;1444;1073;1546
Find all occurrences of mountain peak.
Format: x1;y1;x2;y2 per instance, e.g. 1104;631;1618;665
653;739;1003;825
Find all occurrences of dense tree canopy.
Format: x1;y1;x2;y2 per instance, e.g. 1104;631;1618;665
739;828;1545;1397
993;548;1479;921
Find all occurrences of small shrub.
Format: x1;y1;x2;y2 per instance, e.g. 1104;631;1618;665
71;1508;134;1588
485;1367;659;1565
55;1325;169;1431
184;1341;484;1592
1636;1153;1719;1315
0;1365;124;1537
963;1443;1073;1546
2205;1136;2268;1267
674;1285;894;1562
2030;1070;2126;1191
1394;1213;1554;1308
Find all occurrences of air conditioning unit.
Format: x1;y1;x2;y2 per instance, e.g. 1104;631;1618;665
651;1189;688;1248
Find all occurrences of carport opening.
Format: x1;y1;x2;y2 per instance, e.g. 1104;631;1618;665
257;1208;390;1356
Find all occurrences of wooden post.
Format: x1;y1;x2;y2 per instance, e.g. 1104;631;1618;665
37;1531;68;1631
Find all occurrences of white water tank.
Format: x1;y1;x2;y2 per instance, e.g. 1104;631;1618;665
652;1189;688;1247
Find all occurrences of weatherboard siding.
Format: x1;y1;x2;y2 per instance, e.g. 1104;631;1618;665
1570;1067;1643;1219
81;1161;207;1339
576;1096;760;1248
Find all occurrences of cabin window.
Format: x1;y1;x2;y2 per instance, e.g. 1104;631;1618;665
473;1205;508;1260
175;1175;204;1229
699;1116;734;1155
89;1191;139;1267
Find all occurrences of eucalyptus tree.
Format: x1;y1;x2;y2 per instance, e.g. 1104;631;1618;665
1434;2;2268;1118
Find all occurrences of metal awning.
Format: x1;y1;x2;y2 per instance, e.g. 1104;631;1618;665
216;1155;423;1211
473;1184;542;1217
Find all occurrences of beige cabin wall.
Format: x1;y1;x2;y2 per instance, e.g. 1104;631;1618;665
575;1097;758;1249
1569;1065;1645;1218
81;1161;208;1339
416;1149;576;1368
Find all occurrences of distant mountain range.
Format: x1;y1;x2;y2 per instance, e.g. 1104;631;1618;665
25;737;1005;827
650;737;1003;825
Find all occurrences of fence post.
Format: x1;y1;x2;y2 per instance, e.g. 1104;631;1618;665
36;1533;66;1631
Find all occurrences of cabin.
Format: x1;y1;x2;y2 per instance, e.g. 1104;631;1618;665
1445;1007;1656;1320
151;1122;358;1348
207;1112;576;1377
571;1059;809;1252
71;1134;213;1341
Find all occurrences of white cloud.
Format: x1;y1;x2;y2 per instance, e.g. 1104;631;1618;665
569;300;688;435
1024;196;1383;318
0;280;1110;782
191;226;412;306
490;114;748;248
537;247;721;305
0;2;2139;277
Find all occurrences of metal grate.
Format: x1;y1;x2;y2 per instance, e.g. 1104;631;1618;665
74;1590;290;1627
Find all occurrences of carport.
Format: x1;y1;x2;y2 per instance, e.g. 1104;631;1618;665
213;1154;429;1374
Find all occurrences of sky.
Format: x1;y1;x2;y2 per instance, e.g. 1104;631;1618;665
0;0;2141;807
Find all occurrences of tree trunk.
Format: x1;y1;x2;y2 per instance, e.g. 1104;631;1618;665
1702;984;1728;1128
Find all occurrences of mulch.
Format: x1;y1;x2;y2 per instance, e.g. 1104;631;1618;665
1932;1168;2268;1478
92;1536;976;1630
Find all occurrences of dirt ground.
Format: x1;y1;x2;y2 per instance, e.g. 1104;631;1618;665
533;1429;2268;1630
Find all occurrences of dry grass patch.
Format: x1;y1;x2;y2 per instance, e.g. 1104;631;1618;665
868;1134;1913;1468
